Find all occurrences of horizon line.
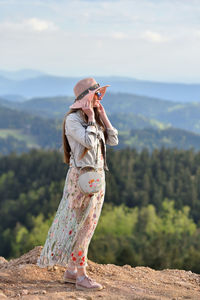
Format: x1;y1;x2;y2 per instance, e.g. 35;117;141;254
0;68;199;85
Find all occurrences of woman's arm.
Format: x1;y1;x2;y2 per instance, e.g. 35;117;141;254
65;114;98;149
103;114;119;146
97;104;119;146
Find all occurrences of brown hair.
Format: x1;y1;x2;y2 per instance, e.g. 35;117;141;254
62;107;108;164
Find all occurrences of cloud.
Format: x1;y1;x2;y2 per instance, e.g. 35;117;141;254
0;0;199;83
26;18;57;32
141;30;170;43
193;30;200;39
0;18;58;33
110;32;129;40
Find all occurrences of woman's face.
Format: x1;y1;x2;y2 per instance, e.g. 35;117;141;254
92;91;102;107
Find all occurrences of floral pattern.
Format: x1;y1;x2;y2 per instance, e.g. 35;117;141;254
37;149;106;269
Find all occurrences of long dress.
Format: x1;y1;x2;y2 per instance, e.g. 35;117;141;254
36;143;105;269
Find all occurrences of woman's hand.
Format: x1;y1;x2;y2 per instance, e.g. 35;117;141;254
97;101;114;129
81;91;95;120
97;102;107;119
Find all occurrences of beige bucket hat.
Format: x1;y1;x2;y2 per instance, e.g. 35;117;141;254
69;77;110;109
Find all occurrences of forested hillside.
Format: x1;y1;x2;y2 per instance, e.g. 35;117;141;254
2;103;200;155
1;147;200;273
2;92;200;136
119;127;200;151
0;105;61;153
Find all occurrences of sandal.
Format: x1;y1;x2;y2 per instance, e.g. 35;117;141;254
76;274;103;291
63;269;77;284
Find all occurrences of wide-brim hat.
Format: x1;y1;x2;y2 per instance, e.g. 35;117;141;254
70;77;110;109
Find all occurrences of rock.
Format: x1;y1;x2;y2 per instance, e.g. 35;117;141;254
21;289;29;295
122;264;132;270
86;296;93;300
0;257;8;265
76;297;93;300
21;296;40;300
0;291;7;299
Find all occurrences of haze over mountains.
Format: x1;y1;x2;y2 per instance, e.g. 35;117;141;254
1;91;200;155
1;92;200;135
0;69;200;103
0;69;45;81
1;69;200;155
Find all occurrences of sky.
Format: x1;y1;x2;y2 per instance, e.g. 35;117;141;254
0;0;199;83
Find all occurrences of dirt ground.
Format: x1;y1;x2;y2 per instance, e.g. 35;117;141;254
0;246;200;300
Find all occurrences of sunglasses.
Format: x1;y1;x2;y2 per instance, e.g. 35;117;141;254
95;91;102;99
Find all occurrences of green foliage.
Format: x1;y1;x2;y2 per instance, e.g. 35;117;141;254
89;199;199;271
9;213;55;259
118;127;200;152
159;199;196;236
0;135;29;154
2;101;200;155
0;105;60;153
1;148;200;273
93;203;138;238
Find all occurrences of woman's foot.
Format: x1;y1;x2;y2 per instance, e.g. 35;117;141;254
63;269;77;284
76;274;103;291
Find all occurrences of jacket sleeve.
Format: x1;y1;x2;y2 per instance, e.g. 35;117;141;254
105;127;119;146
65;114;98;149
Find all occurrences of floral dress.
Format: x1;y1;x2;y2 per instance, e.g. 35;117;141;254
36;140;105;269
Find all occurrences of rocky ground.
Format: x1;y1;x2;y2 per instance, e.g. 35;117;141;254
0;246;200;299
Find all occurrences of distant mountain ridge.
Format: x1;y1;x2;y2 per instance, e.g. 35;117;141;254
1;101;200;155
1;92;200;135
0;69;199;102
0;69;46;81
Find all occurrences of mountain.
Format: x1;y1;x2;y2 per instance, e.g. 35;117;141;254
103;93;200;135
0;75;12;87
2;92;200;135
1;103;200;155
0;69;46;81
0;70;199;102
96;76;200;103
0;75;81;99
118;127;200;152
0;105;61;154
1;95;26;102
0;92;182;120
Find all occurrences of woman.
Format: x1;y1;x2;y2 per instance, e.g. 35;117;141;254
37;77;119;291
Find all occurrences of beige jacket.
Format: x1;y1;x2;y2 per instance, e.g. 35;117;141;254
65;110;118;171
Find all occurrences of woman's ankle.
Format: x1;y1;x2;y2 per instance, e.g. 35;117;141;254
67;269;77;275
67;265;77;273
77;267;87;277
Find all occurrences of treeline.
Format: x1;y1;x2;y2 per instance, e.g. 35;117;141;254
10;201;200;274
0;136;29;155
118;127;200;152
3;104;200;156
106;147;200;224
1;147;200;272
0;105;61;149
